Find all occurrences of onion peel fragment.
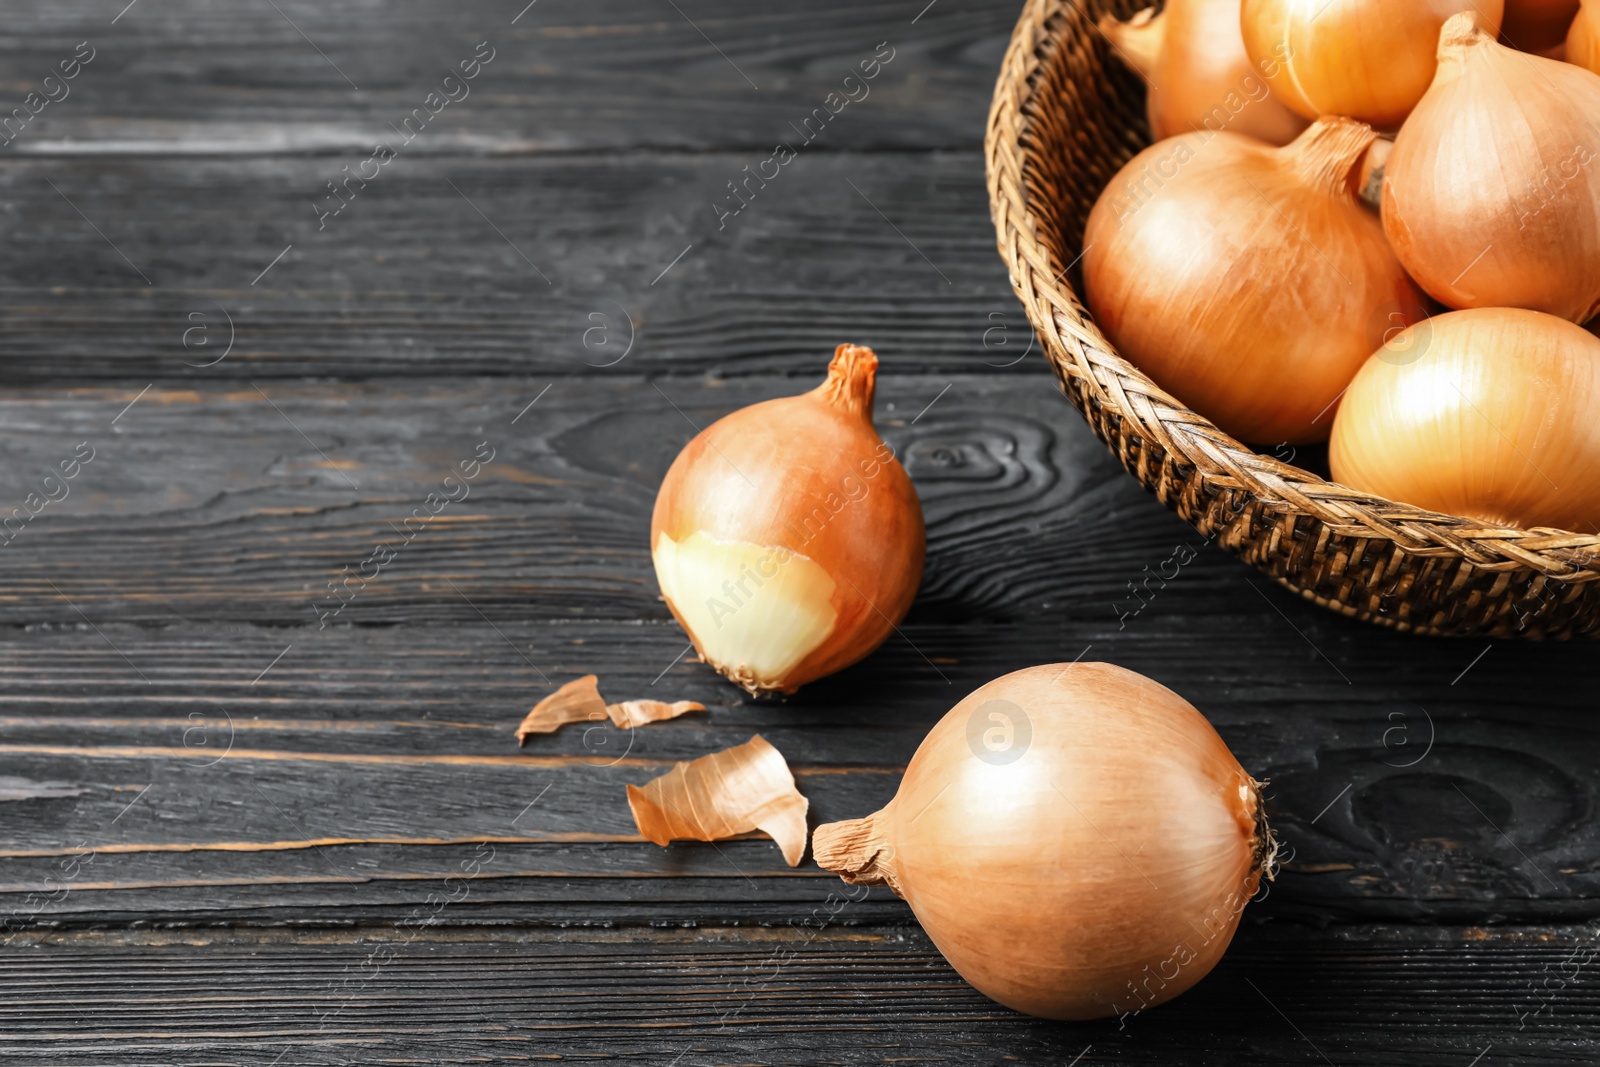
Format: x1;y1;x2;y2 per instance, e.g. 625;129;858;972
626;735;809;866
515;675;606;744
605;699;706;729
516;679;707;744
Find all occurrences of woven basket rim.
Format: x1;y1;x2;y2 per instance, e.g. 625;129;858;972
983;0;1600;583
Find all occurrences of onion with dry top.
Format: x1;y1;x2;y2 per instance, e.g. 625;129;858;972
651;344;925;695
813;662;1274;1022
1381;12;1600;323
1083;116;1427;444
1099;0;1307;145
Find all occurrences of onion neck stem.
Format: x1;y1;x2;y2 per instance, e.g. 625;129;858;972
1438;10;1492;60
1284;118;1376;200
816;343;879;419
812;809;902;895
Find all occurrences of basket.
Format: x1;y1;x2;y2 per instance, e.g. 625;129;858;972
984;0;1600;638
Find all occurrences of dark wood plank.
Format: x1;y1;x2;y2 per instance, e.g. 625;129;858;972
0;375;1594;925
1;613;1596;925
0;922;1587;1064
3;1;1010;156
0;152;1021;379
0;374;1165;624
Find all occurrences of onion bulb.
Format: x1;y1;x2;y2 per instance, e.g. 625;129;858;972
1382;12;1600;323
1083;116;1428;444
813;662;1273;1022
1098;0;1308;145
1330;308;1600;531
1502;0;1581;52
1241;0;1504;127
1569;0;1600;71
650;344;924;695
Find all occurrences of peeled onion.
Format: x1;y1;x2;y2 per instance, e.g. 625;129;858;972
1330;308;1600;532
1099;0;1308;145
813;662;1273;1022
1569;0;1600;71
1083;116;1428;444
1502;0;1581;52
1382;12;1600;323
1241;0;1504;127
650;344;925;695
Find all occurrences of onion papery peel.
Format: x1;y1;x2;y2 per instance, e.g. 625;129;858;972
606;699;706;729
515;675;704;744
626;735;809;866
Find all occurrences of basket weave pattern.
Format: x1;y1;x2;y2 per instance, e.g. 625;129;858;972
985;0;1600;638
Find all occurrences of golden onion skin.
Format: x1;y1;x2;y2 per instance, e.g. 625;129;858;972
1083;117;1428;444
814;663;1267;1022
1330;308;1600;532
1100;0;1308;146
1568;0;1600;72
1382;13;1600;323
650;345;925;695
1242;0;1503;127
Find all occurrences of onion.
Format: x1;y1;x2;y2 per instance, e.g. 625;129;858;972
1241;0;1504;127
1382;12;1600;323
650;344;924;695
1098;0;1308;146
1082;116;1428;444
813;662;1274;1022
1569;0;1600;71
1502;0;1581;52
1330;308;1600;531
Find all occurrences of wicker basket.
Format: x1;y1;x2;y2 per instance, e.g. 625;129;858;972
985;0;1600;638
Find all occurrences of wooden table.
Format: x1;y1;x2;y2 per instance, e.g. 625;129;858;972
2;2;1597;1063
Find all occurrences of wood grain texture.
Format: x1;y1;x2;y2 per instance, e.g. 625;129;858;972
0;922;1589;1065
1;0;1008;156
0;153;1022;379
0;374;1166;624
1;613;1596;925
2;0;1596;1060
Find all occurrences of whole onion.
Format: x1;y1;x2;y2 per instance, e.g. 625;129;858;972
1381;12;1600;322
651;345;925;695
1099;0;1308;145
814;663;1274;1021
1083;116;1427;443
1241;0;1504;127
1331;308;1600;532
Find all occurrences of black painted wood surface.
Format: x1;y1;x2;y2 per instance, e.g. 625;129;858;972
1;2;1598;1064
